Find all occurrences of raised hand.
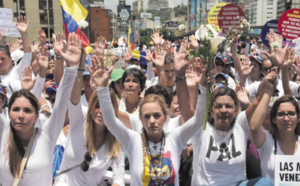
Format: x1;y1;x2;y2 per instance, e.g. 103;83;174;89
283;47;295;67
174;40;189;76
264;70;278;93
123;48;132;63
21;66;36;90
87;55;113;88
150;45;166;67
53;32;66;55
56;33;82;67
293;56;300;75
37;46;49;71
236;85;250;107
144;49;152;62
16;16;29;35
0;31;4;45
262;29;288;68
189;35;199;49
38;28;47;46
94;36;106;57
151;29;163;45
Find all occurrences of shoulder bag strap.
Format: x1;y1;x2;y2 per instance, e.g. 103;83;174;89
13;128;38;186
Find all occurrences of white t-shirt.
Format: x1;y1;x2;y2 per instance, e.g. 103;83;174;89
0;66;77;186
98;85;206;185
54;101;124;186
257;131;300;182
191;111;250;186
0;52;32;99
119;97;140;118
246;80;300;102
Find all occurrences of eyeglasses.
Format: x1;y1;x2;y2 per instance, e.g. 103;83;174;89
262;66;273;73
276;111;297;119
240;58;246;62
80;152;92;172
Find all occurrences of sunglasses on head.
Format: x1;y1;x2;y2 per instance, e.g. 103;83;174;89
80;152;92;172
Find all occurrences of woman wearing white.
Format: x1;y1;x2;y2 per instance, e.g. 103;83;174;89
250;68;300;181
54;53;124;186
88;49;207;185
0;33;81;186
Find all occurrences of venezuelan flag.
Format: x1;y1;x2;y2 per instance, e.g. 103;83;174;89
127;25;134;50
60;0;90;47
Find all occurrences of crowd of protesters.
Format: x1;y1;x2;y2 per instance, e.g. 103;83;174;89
0;15;300;186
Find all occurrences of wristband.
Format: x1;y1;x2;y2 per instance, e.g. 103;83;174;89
175;74;186;82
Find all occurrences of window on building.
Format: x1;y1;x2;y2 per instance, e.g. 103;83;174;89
96;25;99;28
39;0;47;10
95;18;99;22
96;33;100;37
96;10;98;13
0;0;3;7
20;0;25;10
40;13;48;24
41;27;49;38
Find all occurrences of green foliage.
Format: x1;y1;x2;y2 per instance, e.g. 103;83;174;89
174;5;188;17
160;28;175;42
140;28;153;45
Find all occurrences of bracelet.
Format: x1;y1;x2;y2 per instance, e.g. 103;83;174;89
175;74;186;82
77;69;85;71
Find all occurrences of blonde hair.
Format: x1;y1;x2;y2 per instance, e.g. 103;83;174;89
85;89;120;158
139;94;168;166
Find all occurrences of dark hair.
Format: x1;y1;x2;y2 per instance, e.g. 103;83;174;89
7;89;39;177
0;45;11;58
121;68;146;91
269;95;300;140
145;85;170;106
209;87;238;126
168;90;177;107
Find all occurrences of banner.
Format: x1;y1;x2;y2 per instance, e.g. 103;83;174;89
275;155;300;186
0;22;20;37
207;2;227;31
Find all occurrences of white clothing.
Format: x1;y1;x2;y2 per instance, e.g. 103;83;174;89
0;52;32;99
227;76;236;91
0;66;77;186
80;93;88;115
119;97;140;118
191;111;250;186
246;80;300;102
98;85;206;185
55;100;124;186
257;131;300;182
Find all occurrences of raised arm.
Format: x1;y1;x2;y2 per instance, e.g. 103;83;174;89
151;45;167;88
249;71;278;148
173;40;194;123
53;33;66;85
282;48;295;96
42;33;81;142
88;55;135;149
16;16;31;53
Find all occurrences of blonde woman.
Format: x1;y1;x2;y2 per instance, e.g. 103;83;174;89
54;53;124;186
88;52;207;185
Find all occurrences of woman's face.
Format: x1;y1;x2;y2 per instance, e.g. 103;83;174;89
250;60;261;79
211;95;238;131
164;63;175;87
273;102;299;134
9;97;38;133
169;95;181;118
124;74;141;96
141;101;167;141
0;51;12;72
114;79;124;95
91;102;104;126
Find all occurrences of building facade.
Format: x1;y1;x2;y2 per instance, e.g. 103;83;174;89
249;0;277;26
133;0;144;12
148;0;169;11
2;0;63;43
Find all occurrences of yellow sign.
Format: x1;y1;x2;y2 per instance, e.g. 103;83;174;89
207;3;227;31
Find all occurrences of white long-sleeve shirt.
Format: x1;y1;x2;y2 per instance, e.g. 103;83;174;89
0;65;77;186
98;85;206;185
54;99;124;186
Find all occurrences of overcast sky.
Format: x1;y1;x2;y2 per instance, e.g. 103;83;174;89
104;0;187;12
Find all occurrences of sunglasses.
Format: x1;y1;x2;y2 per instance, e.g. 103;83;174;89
240;58;246;62
262;66;273;73
215;62;224;66
80;152;92;172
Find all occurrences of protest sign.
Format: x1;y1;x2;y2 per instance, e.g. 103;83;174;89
0;8;13;23
278;9;300;40
294;37;300;56
207;2;227;31
275;155;300;186
217;4;245;34
261;20;281;47
0;22;21;37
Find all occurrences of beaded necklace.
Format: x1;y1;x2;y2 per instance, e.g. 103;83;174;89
146;133;165;182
